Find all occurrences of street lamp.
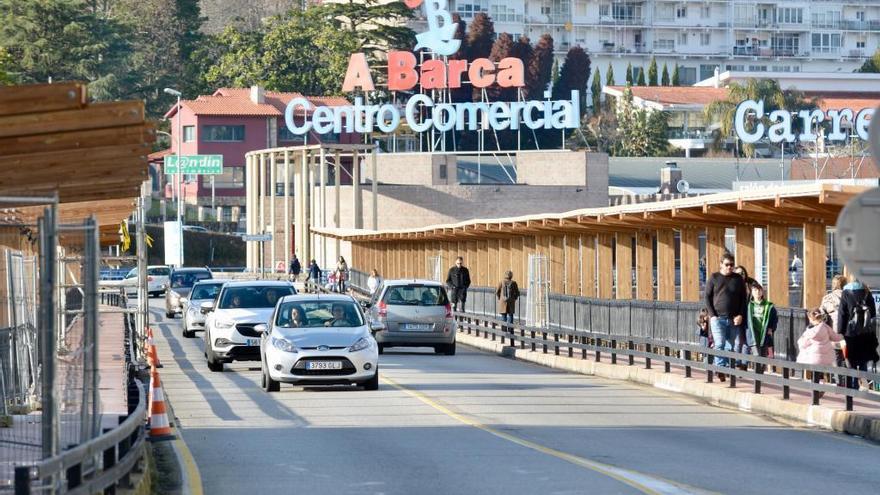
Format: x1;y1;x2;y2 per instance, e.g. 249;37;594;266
164;87;184;266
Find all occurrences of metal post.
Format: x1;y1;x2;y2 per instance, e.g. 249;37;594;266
319;148;327;266
39;205;58;462
270;152;276;272
353;150;362;229
371;147;378;230
137;183;148;357
284;151;291;267
85;217;100;440
259;153;266;275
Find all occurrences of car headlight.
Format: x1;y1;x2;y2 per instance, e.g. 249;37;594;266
348;337;374;353
169;291;180;301
271;337;298;353
214;319;235;329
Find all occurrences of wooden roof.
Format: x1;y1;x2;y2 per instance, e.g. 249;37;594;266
0;82;154;204
313;183;865;242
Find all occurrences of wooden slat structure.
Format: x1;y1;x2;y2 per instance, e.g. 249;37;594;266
317;183;866;309
0;83;153;247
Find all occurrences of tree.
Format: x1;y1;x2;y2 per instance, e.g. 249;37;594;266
636;67;646;86
648;57;658;85
661;64;670;86
487;33;516;101
605;63;615;85
671;64;680;86
551;58;560;87
323;0;416;54
704;78;813;155
526;34;553;99
856;48;880;72
590;67;601;111
466;12;494;60
0;47;13;85
625;63;633;85
0;0;131;98
613;87;669;157
512;36;533;98
448;13;471;104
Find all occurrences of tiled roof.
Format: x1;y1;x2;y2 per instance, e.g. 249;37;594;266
606;86;728;106
148;148;172;161
165;87;350;118
807;92;880;113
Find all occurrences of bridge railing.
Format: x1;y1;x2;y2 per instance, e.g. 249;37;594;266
456;312;880;412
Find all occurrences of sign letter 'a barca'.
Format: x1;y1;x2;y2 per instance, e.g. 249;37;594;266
413;1;460;56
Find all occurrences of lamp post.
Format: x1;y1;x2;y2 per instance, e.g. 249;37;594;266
164;87;184;266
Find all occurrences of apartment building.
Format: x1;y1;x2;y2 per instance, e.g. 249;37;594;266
437;1;880;85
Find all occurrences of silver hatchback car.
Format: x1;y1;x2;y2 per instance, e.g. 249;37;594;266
366;279;456;355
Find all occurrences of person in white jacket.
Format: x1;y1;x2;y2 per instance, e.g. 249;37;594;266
367;269;382;296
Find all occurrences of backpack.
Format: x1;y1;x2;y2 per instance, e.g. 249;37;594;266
847;300;877;336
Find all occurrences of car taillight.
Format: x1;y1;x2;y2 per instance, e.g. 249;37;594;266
377;301;387;317
147;276;154;282
445;303;452;319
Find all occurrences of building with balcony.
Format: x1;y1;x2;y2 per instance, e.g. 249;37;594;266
434;1;880;87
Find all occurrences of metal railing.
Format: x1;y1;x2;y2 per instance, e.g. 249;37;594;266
456;312;880;412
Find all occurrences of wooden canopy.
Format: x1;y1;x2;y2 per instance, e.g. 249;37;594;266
0;83;154;246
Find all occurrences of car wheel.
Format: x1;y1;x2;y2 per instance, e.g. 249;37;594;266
165;310;174;319
206;335;224;372
377;344;385;355
444;342;456;356
262;364;280;393
363;369;379;391
182;327;193;338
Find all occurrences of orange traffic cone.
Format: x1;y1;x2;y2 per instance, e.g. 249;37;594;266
148;367;174;439
146;327;162;368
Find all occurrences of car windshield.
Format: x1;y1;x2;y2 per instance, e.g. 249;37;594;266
382;285;448;306
190;283;224;300
218;286;294;309
275;301;364;328
170;271;212;288
148;267;170;276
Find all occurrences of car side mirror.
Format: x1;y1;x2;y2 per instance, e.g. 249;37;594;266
369;320;385;332
254;323;268;335
200;301;214;314
360;301;372;309
180;297;188;305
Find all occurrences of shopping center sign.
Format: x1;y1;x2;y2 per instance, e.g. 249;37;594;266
734;99;875;144
284;0;580;136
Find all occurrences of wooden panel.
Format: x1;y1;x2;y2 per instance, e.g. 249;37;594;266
0;101;146;139
510;237;525;285
580;234;596;297
498;238;513;278
0;124;151;157
466;241;477;280
523;236;536;284
615;233;633;299
0;82;87;116
597;233;614;299
680;228;700;302
489;239;500;284
657;229;675;301
635;231;653;301
475;240;487;286
803;223;826;309
550;235;564;294
705;227;726;273
564;235;579;295
767;224;789;306
735;226;755;276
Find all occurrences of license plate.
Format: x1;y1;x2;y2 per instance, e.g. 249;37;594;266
404;323;432;331
246;338;260;346
307;361;342;370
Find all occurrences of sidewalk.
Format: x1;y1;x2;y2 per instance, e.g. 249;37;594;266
457;330;880;442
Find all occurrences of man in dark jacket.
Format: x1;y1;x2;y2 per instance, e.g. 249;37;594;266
446;256;471;312
836;278;878;389
704;253;749;381
289;255;302;281
496;270;520;332
306;259;322;285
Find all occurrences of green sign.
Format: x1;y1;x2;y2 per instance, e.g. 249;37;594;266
164;155;223;175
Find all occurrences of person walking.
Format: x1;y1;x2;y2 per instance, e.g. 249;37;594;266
289;254;302;282
495;270;520;332
704;253;749;382
367;269;383;296
306;259;322;286
446;256;471;312
336;256;349;294
790;254;803;287
733;265;756;368
821;274;849;370
836;276;878;390
798;308;844;397
696;308;713;364
745;282;777;359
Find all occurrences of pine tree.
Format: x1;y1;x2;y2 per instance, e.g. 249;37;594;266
487;33;516;102
625;63;633;85
605;63;615;85
552;46;591;107
551;58;560;87
526;34;554;99
466;12;495;60
449;13;471;103
648;57;658;85
590;67;601;111
512;36;533;99
671;64;680;86
636;67;646;86
661;63;670;86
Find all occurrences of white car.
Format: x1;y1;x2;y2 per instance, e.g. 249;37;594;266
182;279;228;338
111;265;170;297
259;294;379;392
202;280;297;372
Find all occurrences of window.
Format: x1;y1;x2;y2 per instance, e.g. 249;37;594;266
676;6;687;19
699;65;716;81
812;10;841;29
654;39;675;50
857;41;866;49
541;6;551;15
490;4;522;23
679;33;688;46
191;283;224;301
726;64;745;72
275;300;364;328
214;166;245;189
776;7;803;24
599;4;609;16
748;65;768;72
856;11;865;22
701;6;710;19
382;284;449;306
812;32;841;53
202;125;245;142
700;33;711;46
148;267;171;277
456;1;487;18
219;285;295;310
678;67;697;85
612;2;641;21
183;126;195;143
574;0;588;17
278;125;305;144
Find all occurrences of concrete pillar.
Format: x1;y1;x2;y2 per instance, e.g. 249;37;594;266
258;153;266;274
245;155;253;271
767;224;790;307
597;233;614;299
680;228;700;302
635;231;653;300
334;151;341;259
657;229;675;301
284;151;291;263
803;223;826;309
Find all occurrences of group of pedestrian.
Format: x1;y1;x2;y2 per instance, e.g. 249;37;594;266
288;255;348;293
702;252;877;389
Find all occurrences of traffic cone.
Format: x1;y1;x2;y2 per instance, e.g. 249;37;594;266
146;327;162;368
148;366;174;440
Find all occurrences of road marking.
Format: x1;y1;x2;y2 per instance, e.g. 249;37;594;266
381;375;714;495
174;433;204;495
